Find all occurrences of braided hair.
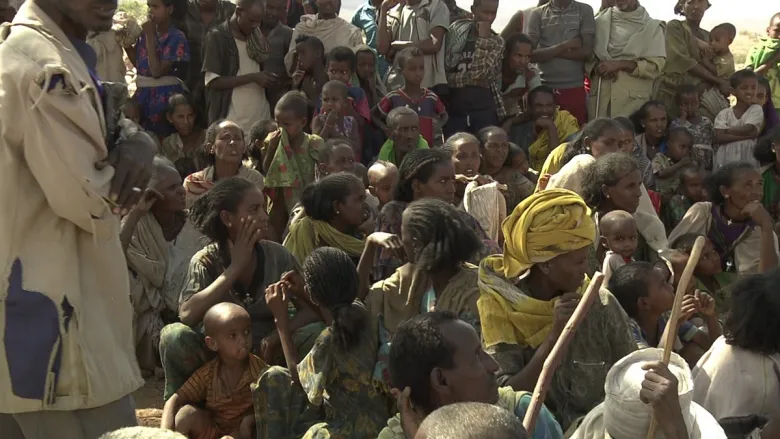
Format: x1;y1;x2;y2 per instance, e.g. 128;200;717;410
301;172;364;221
395;148;452;203
402;198;481;272
303;247;366;351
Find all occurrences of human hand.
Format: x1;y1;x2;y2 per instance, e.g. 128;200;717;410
292;69;305;88
538;173;551;191
253;72;280;88
679;107;688;121
324;109;340;125
381;0;403;11
391;387;424;439
743;201;774;228
228;218;262;273
280;270;305;300
369;232;405;260
258;333;280;363
550;292;580;339
133;188;163;213
106;136;157;215
264;281;291;322
680;294;699;323
535;116;554;130
640;362;686;432
694;289;716;317
141;20;156;35
597;60;622;75
476;21;492;38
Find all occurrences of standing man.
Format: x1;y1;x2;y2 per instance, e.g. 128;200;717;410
0;0;156;438
256;0;294;110
526;0;595;125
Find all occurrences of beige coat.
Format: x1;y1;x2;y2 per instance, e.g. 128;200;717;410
0;2;142;413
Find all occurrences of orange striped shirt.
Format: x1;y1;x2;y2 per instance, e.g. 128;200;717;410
177;354;268;434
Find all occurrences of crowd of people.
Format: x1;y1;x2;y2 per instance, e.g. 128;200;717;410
2;0;780;438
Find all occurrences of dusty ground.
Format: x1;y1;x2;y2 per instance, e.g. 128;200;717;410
133;377;165;428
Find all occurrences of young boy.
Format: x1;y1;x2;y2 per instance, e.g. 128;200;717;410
652;127;695;196
375;47;448;147
161;303;268;439
708;23;738;82
747;13;780;112
367;160;399;211
292;35;329;109
599;210;638;275
320;46;371;123
608;262;722;366
662;166;706;233
377;107;428;166
246;120;278;172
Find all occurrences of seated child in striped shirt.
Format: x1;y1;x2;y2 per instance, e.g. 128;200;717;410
161;303;268;439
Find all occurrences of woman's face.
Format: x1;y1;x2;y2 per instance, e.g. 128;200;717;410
616;128;635;155
587;127;622;159
224;187;269;242
413;161;457;204
168;103;196;137
147;0;172;24
754;84;769;106
603;169;642;213
482;130;510;170
451;139;481;178
507;41;532;74
721;168;763;210
530;92;555;120
545;246;591;293
642;106;668;140
153;167;187;213
682;0;709;22
211;123;246;164
335;182;367;228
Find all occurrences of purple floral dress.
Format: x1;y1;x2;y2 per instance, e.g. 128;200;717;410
134;27;189;136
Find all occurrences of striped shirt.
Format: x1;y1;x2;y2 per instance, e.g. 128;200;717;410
177;354;268;434
378;88;446;146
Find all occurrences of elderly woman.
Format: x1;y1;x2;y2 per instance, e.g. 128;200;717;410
654;0;731;119
587;0;666;120
477;189;636;431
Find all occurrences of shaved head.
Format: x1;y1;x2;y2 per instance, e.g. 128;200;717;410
415;402;528;439
203;302;250;337
368;160;398;184
600;209;636;236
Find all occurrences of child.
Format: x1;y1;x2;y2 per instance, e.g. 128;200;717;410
699;23;736;122
652;127;694;196
122;99;142;125
356;46;388;163
317;138;357;178
377;107;428;166
161;302;267;439
353;162;369;188
746;13;780;113
374;47;448;148
366;160;398;212
661;166;707;233
671;84;715;171
321;46;371;124
260;247;390;438
311;80;361;159
714;70;764;168
477;126;534;212
757;76;780;136
608;261;722;367
160;93;208;178
246;120;278;173
671;233;733;317
506;142;538;185
292;35;329;109
599;210;638;274
263;91;324;237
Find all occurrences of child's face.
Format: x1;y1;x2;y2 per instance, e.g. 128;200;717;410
511;148;529;174
321;87;346;114
696;239;723;277
402;55;425;88
681;172;706;202
327;60;353;84
667;132;692;162
754;84;769;106
616;129;635;154
507;41;532;74
210;123;246;163
601;218;638;261
481;130;510;170
734;76;758;105
322;144;356;175
451;139;481;178
642;105;668;140
123;103;141;124
296;43;320;71
356;51;376;81
641;267;675;315
678;92;700;118
206;313;253;361
709;29;732;54
147;0;172;25
769;16;780;39
369;167;398;206
275;108;307;139
167;103;196;137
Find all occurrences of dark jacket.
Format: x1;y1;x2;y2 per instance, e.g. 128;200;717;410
202;21;239;125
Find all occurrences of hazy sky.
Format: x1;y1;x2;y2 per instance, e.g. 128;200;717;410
339;0;776;33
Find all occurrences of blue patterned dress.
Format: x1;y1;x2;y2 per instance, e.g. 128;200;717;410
134;27;189;136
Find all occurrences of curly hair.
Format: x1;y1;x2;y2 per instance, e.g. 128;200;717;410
402;199;481;272
704;161;758;206
581;152;639;209
527;85;556;108
327;46;357;73
395;46;424;70
189;177;256;245
301;172;363;221
753;127;780;164
561;118;621;166
389;311;459;414
723;269;780;355
608;262;656;319
395;148;452;203
303;247;366;351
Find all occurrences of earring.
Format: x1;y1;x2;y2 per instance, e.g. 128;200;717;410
606;194;611;199
335;210;340;214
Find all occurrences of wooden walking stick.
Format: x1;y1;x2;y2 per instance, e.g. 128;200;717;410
645;236;706;439
523;273;605;436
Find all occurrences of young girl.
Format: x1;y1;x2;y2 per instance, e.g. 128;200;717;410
160;94;207;178
477;126;535;212
630;100;669;165
661;166;707;233
131;0;189;137
292;35;328;110
714;70;764;168
260;247;390;438
264;91;324;238
505;143;538;185
246;120;278;173
653;127;695;196
671;84;715;171
182;120;265;207
311;80;361;160
757;76;780;136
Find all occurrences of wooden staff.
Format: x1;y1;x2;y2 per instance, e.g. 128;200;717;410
645;236;706;439
523;273;605;436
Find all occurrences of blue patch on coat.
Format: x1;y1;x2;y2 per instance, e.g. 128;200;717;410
4;258;62;400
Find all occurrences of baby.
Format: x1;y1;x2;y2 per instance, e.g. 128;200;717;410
367;160;399;212
599;210;639;275
161;303;267;439
708;23;737;81
652;127;694;196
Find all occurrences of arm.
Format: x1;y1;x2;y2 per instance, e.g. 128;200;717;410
500;10;524;39
758;218;780;273
655;159;692;179
755;50;780;75
397;27;447;55
119;209;146;253
559;7;595;62
142;29;173;78
531;40;576;63
377;4;393;56
559;34;594;62
357;239;382;301
714;127;759;144
446;35;504;86
207;73;260;91
161;394;184;430
311;114;328;137
502;337;556;392
178;264;240;327
627;57;666;80
276;312;301;384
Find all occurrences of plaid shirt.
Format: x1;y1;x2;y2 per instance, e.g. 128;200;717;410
446;33;506;117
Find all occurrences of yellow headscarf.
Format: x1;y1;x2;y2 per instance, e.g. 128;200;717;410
478;189;596;348
282;216;366;264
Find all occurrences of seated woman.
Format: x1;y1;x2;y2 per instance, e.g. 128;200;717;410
183;120;265;207
254;247;390;439
477;189;636;431
159;93;208;178
120;156;207;375
693;270;780;431
581;153;669;270
477;126;535;212
283;173;367;264
362;198;483;387
669;162;779;276
374;148;501;280
630;100;669;176
159;177;322;400
510;86;580;171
